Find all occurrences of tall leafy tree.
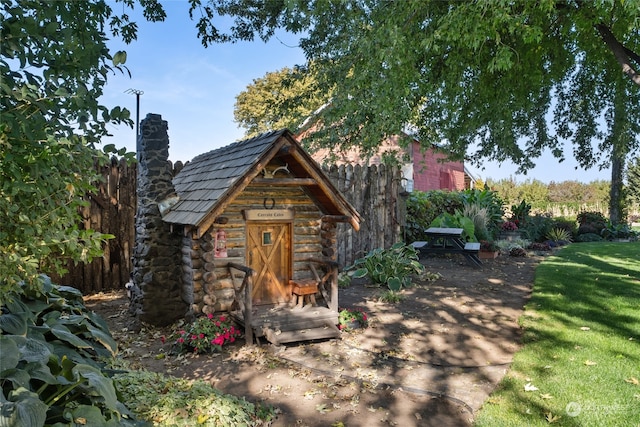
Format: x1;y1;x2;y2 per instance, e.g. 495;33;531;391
234;66;325;137
0;0;165;299
187;0;640;223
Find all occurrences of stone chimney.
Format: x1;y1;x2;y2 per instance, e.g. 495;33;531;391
131;113;188;326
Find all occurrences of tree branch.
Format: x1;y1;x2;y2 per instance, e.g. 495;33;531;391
596;23;640;86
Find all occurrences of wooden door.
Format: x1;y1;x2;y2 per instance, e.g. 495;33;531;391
246;222;292;305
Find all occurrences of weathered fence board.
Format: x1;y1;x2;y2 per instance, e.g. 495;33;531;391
53;160;404;294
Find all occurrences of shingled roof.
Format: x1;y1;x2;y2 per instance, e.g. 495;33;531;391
162;129;360;235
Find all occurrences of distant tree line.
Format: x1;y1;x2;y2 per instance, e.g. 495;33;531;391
485;178;611;210
485;156;640;217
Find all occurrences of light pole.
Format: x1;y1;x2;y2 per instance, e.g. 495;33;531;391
125;88;144;150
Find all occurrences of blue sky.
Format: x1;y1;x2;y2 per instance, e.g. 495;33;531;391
101;1;611;184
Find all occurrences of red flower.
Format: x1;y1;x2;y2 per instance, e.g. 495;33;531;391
160;336;166;344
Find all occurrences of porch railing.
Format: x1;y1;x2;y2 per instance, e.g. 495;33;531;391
227;262;255;345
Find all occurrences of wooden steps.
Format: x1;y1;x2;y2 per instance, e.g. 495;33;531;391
231;304;341;345
263;323;341;345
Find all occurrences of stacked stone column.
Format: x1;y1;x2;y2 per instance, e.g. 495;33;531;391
132;113;188;326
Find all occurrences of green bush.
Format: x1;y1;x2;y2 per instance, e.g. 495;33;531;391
461;189;505;237
519;213;554;242
347;243;424;291
576;210;607;235
575;233;605;242
551;217;578;237
405;190;464;241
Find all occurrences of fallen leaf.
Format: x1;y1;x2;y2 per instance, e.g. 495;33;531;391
584;360;597;366
580;326;590;331
315;404;330;414
524;383;539;392
625;377;639;385
540;393;553;399
545;412;561;423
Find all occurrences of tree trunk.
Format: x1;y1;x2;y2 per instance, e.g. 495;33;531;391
609;155;624;224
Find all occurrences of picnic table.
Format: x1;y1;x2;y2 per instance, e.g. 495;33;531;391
411;227;482;268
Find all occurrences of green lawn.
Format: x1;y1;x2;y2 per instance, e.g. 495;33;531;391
474;242;640;426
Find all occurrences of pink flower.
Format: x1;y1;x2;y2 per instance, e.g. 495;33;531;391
177;337;185;344
199;333;205;339
160;336;166;344
191;334;197;341
219;315;227;322
207;313;214;319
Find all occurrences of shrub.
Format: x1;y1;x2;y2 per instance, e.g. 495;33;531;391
501;221;519;231
347;243;424;291
575;233;605;242
552;217;578;236
519;213;554;242
601;223;638;240
0;276;142;426
405;190;464;241
576;210;607;236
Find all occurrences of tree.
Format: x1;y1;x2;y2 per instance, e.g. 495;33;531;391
0;0;165;300
234;66;325;137
627;156;640;205
187;0;640;223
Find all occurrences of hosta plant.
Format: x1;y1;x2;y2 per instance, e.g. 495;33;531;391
347;242;424;291
0;276;142;427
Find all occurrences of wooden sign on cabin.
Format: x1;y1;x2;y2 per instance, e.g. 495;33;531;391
161;129;361;345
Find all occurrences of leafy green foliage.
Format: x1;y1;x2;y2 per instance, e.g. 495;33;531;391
405;190;464;241
113;370;276;426
187;0;639;224
347;243;424;291
460;188;505;240
0;276;143;427
518;214;554;243
429;212;476;243
234;66;326;137
627;156;640;205
601;222;638;240
0;0;168;299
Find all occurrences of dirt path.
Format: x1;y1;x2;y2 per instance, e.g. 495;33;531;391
86;254;540;426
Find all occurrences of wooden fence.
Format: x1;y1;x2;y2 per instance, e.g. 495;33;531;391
49;157;137;293
53;161;405;294
325;164;405;267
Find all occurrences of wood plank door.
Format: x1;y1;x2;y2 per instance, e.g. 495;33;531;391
246;222;292;305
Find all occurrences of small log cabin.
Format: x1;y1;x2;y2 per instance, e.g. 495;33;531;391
160;128;361;345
